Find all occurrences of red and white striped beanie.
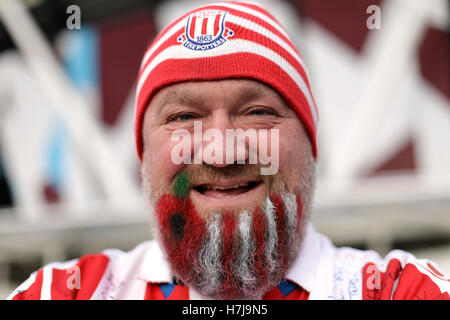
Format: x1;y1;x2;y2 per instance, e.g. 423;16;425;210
135;1;319;160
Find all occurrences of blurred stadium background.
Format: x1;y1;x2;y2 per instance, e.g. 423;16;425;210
0;0;449;298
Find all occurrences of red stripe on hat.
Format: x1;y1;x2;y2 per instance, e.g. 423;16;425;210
138;23;312;101
138;4;303;79
137;26;184;80
225;21;312;90
138;27;313;114
190;16;197;39
201;17;208;35
139;12;191;69
139;2;230;61
11;269;44;300
205;4;299;55
50;254;109;300
136;53;317;161
230;1;282;27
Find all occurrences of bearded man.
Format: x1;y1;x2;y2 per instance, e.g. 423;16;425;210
9;1;449;300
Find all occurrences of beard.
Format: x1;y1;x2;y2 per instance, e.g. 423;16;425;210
141;159;315;300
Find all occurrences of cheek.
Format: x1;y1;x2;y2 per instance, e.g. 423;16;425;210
276;123;310;190
277;139;290;168
143;131;185;189
277;130;302;172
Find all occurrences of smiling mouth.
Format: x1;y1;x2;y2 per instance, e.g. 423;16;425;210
193;181;262;198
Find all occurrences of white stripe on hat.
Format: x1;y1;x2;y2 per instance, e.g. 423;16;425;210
139;2;293;74
207;13;216;35
136;39;318;127
214;1;291;40
138;12;307;87
225;13;309;79
194;15;203;37
139;17;189;71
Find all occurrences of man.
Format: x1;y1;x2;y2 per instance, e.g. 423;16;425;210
9;1;449;300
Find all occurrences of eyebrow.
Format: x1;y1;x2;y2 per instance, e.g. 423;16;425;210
236;84;264;101
156;83;265;114
157;90;200;113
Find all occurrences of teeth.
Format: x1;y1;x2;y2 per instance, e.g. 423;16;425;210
203;183;250;191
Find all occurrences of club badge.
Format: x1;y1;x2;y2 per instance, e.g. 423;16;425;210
177;10;234;51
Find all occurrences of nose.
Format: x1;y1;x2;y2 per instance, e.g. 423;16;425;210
201;110;249;167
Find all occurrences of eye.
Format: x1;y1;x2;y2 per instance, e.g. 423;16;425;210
246;107;278;117
167;112;197;122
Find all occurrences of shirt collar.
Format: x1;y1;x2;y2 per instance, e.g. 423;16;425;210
285;222;321;293
137;222;322;293
137;240;173;283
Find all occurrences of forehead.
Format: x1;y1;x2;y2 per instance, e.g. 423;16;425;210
149;79;287;112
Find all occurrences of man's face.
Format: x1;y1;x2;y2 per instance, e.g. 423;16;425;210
141;79;315;299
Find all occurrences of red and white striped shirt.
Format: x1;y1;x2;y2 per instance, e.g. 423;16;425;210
8;224;450;300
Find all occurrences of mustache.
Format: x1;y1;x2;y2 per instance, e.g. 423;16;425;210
175;163;278;191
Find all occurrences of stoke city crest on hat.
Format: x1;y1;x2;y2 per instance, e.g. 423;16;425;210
177;10;234;51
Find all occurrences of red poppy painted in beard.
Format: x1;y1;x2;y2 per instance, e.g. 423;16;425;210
155;194;206;282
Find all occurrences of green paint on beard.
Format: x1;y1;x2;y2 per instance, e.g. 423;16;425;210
173;172;190;198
